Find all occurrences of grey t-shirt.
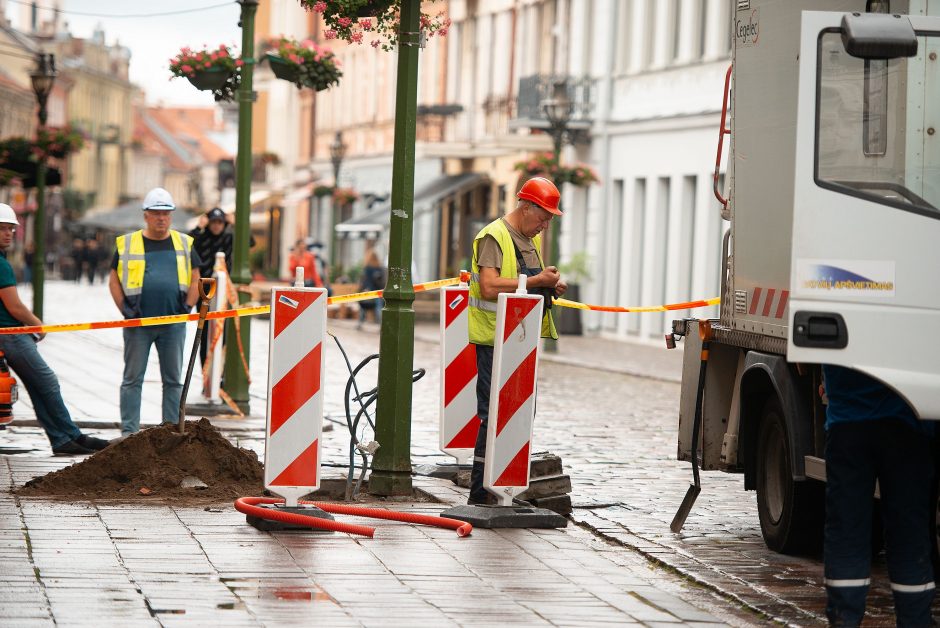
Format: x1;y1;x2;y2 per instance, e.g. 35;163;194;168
476;218;541;273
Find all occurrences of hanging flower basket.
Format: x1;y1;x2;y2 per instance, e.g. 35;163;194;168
169;44;244;102
186;67;232;91
514;152;600;187
264;37;342;91
299;0;450;51
266;54;299;83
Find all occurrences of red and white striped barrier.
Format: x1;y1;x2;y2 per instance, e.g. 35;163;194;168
483;275;544;506
264;279;328;507
439;277;479;463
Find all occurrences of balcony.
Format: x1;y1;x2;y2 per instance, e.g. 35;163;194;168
510;75;596;134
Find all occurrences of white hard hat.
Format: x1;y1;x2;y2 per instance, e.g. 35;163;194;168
0;204;18;226
142;187;176;211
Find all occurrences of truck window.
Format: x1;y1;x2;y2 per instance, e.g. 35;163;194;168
815;31;939;216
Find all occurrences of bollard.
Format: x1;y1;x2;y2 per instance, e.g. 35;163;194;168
263;269;329;511
206;252;227;404
439;270;478;464
441;274;566;529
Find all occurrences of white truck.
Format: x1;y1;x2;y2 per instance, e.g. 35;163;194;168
670;0;940;554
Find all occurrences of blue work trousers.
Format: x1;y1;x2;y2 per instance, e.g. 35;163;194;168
469;343;494;503
0;334;81;448
120;324;185;435
824;420;936;627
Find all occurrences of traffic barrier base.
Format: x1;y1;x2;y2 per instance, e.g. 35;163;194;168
439;504;567;529
245;503;336;533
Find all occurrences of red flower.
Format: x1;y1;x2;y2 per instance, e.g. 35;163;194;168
350;32;363;44
312;1;326;12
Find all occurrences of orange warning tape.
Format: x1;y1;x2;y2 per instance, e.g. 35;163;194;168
0;277;719;336
553;296;721;313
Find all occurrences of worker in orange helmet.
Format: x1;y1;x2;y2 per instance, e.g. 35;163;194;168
465;176;566;505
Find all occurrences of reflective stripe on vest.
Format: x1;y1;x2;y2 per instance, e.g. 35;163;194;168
467;218;556;346
824;578;871;588
891;581;936;593
116;229;193;298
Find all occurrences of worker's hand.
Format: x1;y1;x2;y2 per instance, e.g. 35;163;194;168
32;332;46;342
535;266;560;288
554;279;568;297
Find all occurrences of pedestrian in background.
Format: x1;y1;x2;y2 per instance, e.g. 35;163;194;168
21;241;33;285
356;248;384;329
821;366;936;627
287;239;322;287
108;188;200;436
466;177;566;505
83;238;104;284
306;239;331;296
0;204;110;455
70;238;84;282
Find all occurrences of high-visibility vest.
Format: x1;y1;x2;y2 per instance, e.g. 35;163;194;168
115;229;193;315
468;218;557;346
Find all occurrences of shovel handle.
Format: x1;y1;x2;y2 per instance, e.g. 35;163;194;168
199;278;217;301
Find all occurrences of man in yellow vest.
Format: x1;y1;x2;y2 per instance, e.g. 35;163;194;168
467;177;567;504
108;188;200;436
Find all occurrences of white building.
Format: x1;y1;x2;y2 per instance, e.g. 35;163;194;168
559;0;732;343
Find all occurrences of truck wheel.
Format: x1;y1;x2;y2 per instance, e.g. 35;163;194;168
755;397;823;554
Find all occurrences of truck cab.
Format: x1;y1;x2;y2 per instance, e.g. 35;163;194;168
673;0;940;553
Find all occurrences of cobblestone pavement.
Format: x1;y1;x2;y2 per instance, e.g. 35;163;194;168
0;281;931;625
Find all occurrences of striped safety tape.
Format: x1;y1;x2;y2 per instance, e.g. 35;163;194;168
0;277;720;336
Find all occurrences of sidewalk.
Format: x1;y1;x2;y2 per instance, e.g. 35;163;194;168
0;281;753;626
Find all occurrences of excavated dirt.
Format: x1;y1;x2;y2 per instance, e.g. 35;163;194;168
18;419;264;505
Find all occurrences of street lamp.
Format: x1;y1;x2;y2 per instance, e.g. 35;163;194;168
540;79;572;353
329;131;347;269
29;52;56;319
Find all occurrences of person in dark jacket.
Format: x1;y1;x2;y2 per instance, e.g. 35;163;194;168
188;207;254;364
356;248;385;329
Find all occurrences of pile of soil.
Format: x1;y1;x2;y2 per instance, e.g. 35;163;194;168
18;418;264;504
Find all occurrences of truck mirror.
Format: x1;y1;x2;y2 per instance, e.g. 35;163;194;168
841;12;917;59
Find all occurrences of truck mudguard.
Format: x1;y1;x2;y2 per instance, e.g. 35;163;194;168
738;351;814;490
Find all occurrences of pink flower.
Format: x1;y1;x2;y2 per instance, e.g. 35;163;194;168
312;1;326;12
337;17;352;28
181;64;193;73
218;48;229;58
204;62;212;68
350;31;363;44
371;39;380;48
438;28;448;36
288;53;302;64
235;59;244;67
210;52;219;60
301;38;316;50
324;29;337;40
358;18;372;30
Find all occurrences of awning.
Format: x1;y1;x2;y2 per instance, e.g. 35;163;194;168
79;199;196;233
335;172;488;239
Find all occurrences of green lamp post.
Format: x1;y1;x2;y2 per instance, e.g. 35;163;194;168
29;52;56;320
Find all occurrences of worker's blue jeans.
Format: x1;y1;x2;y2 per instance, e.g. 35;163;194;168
824;420;936;627
120;324;185;435
469;344;494;503
0;334;81;448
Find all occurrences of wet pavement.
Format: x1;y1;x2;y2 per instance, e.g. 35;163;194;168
0;281;930;625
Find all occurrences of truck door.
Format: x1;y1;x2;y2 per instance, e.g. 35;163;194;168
788;11;940;419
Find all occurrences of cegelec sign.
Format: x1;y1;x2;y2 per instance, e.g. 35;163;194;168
736;9;760;47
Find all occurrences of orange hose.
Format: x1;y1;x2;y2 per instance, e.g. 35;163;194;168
235;496;474;538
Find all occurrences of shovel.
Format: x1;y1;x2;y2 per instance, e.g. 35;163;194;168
670;320;712;533
178;278;217;434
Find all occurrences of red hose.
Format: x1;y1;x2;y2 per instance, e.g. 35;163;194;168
235;496;474;538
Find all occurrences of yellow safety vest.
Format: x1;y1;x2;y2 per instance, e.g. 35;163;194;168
115;229;193;314
468;218;557;346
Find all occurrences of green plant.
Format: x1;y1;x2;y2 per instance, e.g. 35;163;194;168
265;36;342;91
34;126;86;160
313;184;335;197
299;0;450;51
558;251;592;284
256;151;281;166
169;44;243;102
249;247;267;272
514;152;599;187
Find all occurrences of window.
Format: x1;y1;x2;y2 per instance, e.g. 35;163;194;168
815;31;940;216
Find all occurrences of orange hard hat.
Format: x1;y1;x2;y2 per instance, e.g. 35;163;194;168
517;177;562;215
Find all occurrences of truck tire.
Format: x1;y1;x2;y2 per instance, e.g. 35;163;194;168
755;397;824;554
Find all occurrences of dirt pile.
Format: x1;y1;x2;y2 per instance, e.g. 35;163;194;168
18;418;264;504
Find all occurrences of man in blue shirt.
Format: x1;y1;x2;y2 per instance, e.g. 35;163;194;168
0;204;109;455
822;365;935;626
108;188;200;435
